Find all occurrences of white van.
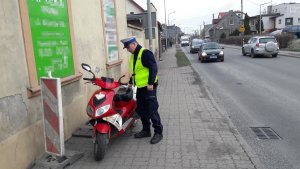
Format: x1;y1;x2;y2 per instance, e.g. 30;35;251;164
180;36;189;46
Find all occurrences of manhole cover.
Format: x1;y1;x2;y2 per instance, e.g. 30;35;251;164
251;127;281;140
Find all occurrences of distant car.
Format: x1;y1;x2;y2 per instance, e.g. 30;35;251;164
180;36;189;47
242;36;279;58
198;42;224;62
190;39;203;53
282;25;300;38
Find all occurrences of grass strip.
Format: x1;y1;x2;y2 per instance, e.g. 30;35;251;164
175;47;191;67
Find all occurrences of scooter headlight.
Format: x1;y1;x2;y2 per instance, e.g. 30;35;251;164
96;105;110;117
202;52;207;56
87;105;94;116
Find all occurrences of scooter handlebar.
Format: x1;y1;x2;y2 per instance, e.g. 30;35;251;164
118;75;128;86
83;77;95;81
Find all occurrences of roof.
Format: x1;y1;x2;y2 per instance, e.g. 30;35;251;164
218;12;227;18
129;0;145;12
249;13;282;19
218;10;242;19
213;19;222;24
130;0;158;13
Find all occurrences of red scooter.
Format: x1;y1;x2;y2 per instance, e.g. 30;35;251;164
81;63;137;161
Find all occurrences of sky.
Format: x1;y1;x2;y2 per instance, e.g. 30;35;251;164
135;0;298;34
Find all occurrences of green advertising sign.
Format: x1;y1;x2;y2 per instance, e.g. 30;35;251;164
27;0;74;81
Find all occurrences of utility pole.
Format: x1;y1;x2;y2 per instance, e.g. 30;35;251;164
241;0;243;19
147;0;153;51
164;0;167;51
241;0;244;46
200;25;202;38
259;2;271;35
203;21;205;39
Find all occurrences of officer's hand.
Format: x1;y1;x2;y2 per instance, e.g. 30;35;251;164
147;84;153;91
128;84;132;89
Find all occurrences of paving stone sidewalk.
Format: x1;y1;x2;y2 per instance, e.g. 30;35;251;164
65;46;263;169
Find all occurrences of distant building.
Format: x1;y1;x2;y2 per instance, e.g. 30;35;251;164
271;2;300;29
167;25;181;43
248;2;300;33
209;10;242;41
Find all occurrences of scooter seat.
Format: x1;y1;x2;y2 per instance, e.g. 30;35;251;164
113;87;133;102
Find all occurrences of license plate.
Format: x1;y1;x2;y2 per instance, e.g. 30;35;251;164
210;55;217;59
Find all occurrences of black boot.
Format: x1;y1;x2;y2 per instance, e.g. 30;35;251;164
134;130;151;138
150;133;163;144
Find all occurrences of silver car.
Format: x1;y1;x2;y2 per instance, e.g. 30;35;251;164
242;36;279;58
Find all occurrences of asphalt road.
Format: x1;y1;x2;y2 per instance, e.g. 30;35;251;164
182;46;300;169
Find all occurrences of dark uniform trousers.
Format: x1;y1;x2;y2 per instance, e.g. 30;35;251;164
136;86;163;134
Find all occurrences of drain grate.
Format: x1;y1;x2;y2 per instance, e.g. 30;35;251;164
251;127;281;140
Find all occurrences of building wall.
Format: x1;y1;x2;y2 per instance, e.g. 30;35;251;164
273;3;300;29
0;0;128;169
249;18;257;32
127;24;146;48
210;12;241;41
262;16;275;30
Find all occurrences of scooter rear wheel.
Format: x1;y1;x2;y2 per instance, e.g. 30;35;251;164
94;133;108;161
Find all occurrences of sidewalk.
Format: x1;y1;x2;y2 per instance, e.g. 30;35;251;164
221;44;300;58
64;46;263;169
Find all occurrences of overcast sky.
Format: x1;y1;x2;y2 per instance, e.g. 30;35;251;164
135;0;297;33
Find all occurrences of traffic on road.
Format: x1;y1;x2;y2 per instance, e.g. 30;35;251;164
182;44;300;169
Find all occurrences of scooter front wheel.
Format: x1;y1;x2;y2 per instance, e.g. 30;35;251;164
94;132;108;161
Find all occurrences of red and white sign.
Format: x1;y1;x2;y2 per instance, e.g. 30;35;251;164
41;78;65;156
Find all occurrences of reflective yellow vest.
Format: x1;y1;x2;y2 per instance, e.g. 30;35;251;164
130;48;158;88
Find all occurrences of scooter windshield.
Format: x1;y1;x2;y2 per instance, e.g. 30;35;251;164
95;78;119;89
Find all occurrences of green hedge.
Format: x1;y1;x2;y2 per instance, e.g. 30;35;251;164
219;34;294;48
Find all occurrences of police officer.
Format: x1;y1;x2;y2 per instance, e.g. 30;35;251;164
121;37;163;144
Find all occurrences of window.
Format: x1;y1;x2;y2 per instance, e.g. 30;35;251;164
278;19;281;24
229;18;234;25
249;38;253;44
259;38;276;43
102;0;121;67
19;0;81;97
285;18;293;25
250;20;255;26
298;18;300;23
251;38;257;44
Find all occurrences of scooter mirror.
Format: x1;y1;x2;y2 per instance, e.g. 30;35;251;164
81;63;92;72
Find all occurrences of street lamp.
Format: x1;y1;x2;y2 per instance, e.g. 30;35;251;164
170;19;176;25
259;2;271;35
168;11;175;26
